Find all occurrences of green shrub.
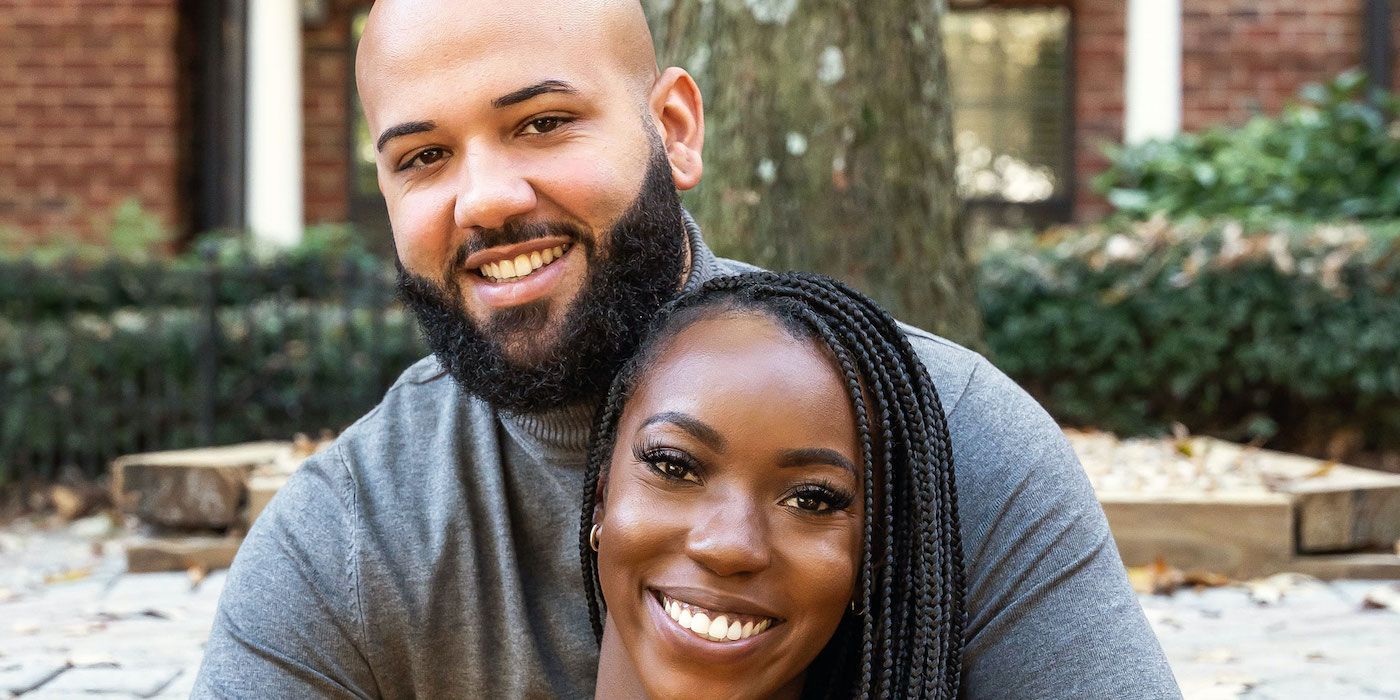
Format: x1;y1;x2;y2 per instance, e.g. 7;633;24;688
0;225;387;319
1096;71;1400;222
977;217;1400;452
0;299;427;484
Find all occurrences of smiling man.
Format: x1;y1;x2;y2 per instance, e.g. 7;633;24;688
193;0;1180;698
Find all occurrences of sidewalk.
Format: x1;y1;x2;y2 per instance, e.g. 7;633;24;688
2;516;1398;698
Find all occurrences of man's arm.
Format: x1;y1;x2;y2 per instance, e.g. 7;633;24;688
935;351;1180;698
192;447;377;699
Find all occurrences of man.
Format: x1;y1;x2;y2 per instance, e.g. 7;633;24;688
194;0;1180;697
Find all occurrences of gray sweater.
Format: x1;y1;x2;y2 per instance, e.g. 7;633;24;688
193;224;1181;699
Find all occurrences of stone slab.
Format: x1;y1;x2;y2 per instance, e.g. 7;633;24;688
32;665;183;697
124;535;244;574
111;442;291;529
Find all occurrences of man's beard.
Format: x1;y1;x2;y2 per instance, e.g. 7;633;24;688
395;146;687;414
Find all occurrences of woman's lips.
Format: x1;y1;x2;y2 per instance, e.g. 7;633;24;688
657;591;775;643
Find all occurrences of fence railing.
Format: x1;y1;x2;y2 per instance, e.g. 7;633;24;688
0;251;428;484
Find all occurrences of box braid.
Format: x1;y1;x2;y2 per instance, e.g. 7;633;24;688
578;271;966;699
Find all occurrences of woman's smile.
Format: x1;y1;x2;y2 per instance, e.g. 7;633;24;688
592;312;863;698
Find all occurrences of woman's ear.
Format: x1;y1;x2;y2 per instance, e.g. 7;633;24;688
592;476;609;525
648;66;704;191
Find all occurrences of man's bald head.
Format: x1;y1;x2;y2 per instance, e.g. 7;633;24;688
356;0;660;115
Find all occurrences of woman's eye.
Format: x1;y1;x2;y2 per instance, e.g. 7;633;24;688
649;459;700;484
400;147;447;171
521;116;569;135
782;494;833;512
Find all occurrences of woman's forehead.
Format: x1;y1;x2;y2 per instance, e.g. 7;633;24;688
623;313;858;451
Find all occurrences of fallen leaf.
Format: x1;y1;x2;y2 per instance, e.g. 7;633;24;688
1245;572;1319;605
44;567;92;585
1362;583;1400;612
1306;651;1328;662
187;564;209;590
1127;558;1186;595
1304;460;1337;479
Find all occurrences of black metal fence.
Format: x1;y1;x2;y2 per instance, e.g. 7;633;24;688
0;251;428;484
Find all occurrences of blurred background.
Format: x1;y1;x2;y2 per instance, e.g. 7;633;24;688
1;1;1398;698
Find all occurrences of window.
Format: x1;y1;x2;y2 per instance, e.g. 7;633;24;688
943;6;1074;227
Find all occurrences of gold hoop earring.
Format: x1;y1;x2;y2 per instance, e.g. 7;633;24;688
589;524;601;552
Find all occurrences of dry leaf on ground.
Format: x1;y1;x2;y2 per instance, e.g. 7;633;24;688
1361;582;1400;612
1128;558;1231;595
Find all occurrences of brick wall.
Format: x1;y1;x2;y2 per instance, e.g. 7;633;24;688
1180;0;1398;132
302;0;372;225
0;0;183;243
1070;0;1126;221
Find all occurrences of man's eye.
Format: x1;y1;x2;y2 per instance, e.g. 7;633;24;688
649;459;700;484
520;116;569;135
400;147;447;171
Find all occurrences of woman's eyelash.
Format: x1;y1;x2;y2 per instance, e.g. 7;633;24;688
785;479;856;513
633;440;701;482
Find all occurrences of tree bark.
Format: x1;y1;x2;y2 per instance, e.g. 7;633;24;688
646;0;984;347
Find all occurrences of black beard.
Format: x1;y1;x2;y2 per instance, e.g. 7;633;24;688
395;147;687;414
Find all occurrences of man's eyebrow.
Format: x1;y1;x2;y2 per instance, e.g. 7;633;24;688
376;120;436;153
640;411;727;452
491;80;579;109
777;447;856;475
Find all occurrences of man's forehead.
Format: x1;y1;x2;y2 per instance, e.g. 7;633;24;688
357;0;654;109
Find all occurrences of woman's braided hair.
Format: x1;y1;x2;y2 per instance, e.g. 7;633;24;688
578;271;966;699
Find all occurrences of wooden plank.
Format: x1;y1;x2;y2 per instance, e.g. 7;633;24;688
1285;553;1400;580
1193;438;1400;553
125;534;244;573
110;442;292;529
1099;492;1295;579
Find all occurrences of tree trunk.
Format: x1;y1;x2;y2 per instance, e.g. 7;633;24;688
645;0;984;347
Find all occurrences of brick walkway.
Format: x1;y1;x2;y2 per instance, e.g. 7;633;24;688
2;516;1397;698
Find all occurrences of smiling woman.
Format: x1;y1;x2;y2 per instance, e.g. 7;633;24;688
580;272;967;699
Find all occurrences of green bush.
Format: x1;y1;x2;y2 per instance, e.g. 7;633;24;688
0;299;427;484
977;217;1400;453
0;224;387;319
1096;71;1400;222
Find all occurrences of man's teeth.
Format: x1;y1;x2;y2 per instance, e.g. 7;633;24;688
480;244;568;281
661;594;774;643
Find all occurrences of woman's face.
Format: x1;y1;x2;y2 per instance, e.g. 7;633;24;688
595;312;864;699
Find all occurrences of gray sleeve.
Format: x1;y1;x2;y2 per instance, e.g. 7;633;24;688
948;359;1181;699
191;447;377;699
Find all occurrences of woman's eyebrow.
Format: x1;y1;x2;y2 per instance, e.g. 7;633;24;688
639;411;726;451
777;448;856;474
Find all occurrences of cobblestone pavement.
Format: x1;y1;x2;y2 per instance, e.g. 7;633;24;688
2;516;1398;698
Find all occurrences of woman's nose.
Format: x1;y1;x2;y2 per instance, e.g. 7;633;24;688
683;499;772;577
452;146;537;231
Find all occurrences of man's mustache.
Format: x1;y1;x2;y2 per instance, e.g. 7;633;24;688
447;220;588;275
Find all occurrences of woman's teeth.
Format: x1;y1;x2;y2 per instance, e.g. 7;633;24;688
661;594;774;643
478;244;568;282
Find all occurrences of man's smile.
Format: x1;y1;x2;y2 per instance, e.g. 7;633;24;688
462;237;578;309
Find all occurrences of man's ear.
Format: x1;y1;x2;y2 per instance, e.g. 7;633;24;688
649;66;704;191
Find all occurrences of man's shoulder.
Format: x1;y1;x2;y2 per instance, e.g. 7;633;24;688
317;354;491;489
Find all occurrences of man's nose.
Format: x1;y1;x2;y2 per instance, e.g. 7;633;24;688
452;146;537;231
684;497;772;577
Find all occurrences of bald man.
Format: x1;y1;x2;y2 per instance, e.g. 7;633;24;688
193;1;1180;698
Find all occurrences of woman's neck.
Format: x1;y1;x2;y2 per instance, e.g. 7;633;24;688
595;617;649;700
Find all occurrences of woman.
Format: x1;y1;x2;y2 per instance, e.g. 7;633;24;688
579;272;966;699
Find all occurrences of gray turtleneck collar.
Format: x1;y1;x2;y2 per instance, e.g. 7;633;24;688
496;209;735;464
